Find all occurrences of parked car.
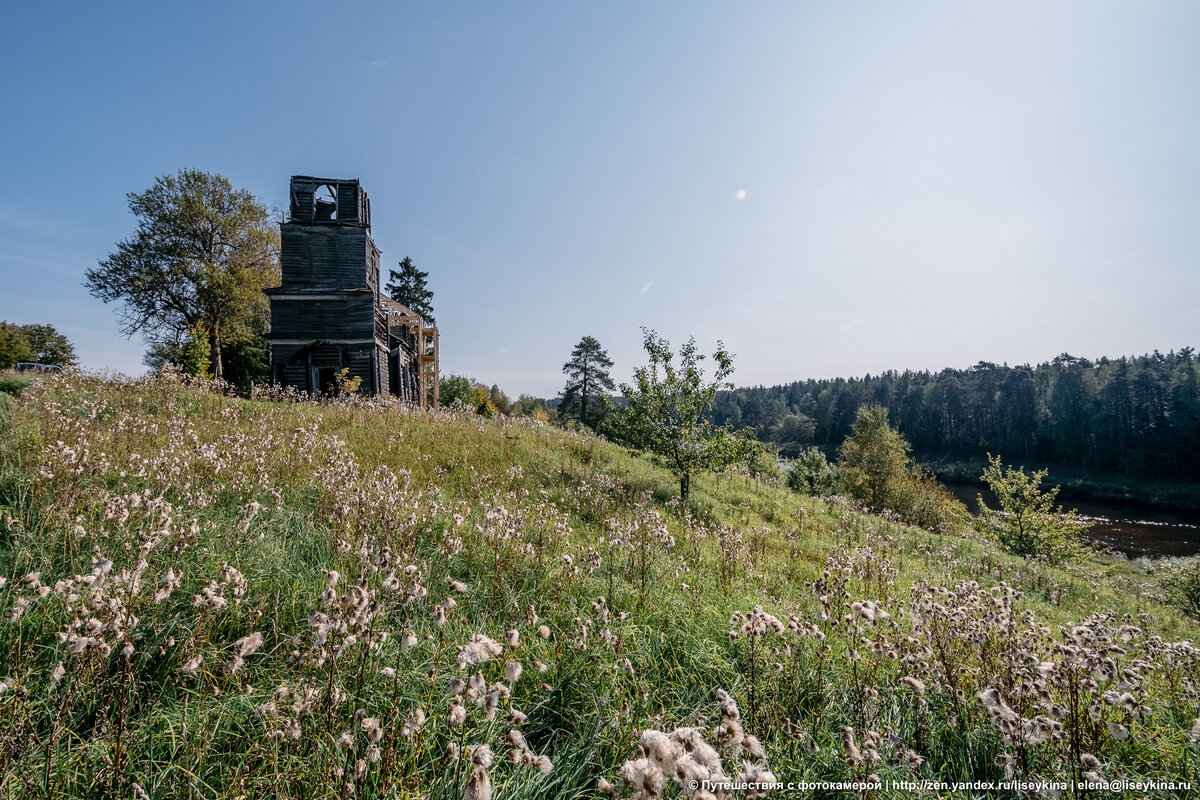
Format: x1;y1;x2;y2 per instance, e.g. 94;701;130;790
15;362;61;373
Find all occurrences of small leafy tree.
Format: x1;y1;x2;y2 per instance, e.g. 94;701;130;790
438;375;477;408
19;324;77;367
472;386;499;417
0;322;34;369
489;384;512;415
559;335;616;430
838;405;911;512
619;329;754;503
838;405;966;532
179;323;212;377
976;454;1084;563
385;256;435;325
510;394;552;422
336;367;363;395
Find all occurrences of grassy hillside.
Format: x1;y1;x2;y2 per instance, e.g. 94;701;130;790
1;371;1198;799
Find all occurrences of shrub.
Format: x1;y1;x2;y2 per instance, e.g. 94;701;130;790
0;375;33;395
976;455;1084;564
1155;556;1200;619
785;447;840;496
837;405;966;533
901;468;970;534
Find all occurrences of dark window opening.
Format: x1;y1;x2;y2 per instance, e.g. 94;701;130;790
317;366;337;395
314;184;338;220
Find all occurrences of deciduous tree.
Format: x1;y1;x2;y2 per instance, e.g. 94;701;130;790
837;404;966;532
19;324;77;367
837;404;911;513
85;169;279;381
0;322;34;369
976;454;1084;563
619;329;754;503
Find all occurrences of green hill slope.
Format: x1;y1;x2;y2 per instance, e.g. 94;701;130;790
1;371;1197;798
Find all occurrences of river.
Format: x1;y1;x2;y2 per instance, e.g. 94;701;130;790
943;481;1200;559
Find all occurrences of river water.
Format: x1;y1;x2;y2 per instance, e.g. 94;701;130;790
943;482;1200;559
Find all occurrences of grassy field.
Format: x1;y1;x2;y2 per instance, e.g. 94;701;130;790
1;370;1198;799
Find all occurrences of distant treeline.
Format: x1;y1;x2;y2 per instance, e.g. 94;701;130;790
711;349;1200;480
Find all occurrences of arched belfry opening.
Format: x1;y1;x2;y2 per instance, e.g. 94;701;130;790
313;184;338;220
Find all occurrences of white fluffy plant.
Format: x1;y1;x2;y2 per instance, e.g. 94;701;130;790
603;689;776;800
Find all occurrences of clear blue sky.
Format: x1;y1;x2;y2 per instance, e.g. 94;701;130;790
2;2;1197;397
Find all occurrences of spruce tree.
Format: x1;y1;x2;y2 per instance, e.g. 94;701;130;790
385;257;436;325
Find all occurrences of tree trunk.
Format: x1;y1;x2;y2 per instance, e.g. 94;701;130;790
210;320;223;381
581;376;589;428
680;473;690;504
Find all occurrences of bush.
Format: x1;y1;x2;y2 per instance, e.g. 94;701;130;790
785;447;840;496
438;374;478;408
837;405;967;533
1155;556;1200;619
900;469;970;534
976;455;1083;564
0;376;33;395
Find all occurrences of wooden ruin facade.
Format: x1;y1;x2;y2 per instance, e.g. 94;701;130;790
266;176;439;405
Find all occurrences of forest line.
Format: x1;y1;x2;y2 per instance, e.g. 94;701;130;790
710;349;1200;484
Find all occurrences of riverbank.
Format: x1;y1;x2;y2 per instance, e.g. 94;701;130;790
920;455;1200;514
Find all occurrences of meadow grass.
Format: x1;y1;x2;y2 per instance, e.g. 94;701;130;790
0;370;1197;799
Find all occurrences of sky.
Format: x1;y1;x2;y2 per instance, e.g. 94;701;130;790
2;1;1198;398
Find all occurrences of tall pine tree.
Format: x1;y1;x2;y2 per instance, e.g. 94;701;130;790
385;257;436;325
559;335;616;429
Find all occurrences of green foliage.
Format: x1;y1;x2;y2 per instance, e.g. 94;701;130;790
18;323;77;367
903;469;969;534
434;377;501;416
510;394;552;422
785;447;840;496
739;432;781;482
438;374;477;409
181;323;212;377
489;383;512;415
85;168;279;382
385;256;436;325
767;412;816;457
838;405;912;512
216;331;270;391
976;454;1084;563
1154;556;1200;620
472;385;499;416
559;335;616;430
0;371;1197;797
711;348;1200;483
0;376;33;396
838;405;966;532
0;322;34;369
618;329;757;503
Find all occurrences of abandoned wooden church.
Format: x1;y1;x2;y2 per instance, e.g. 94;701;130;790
266;176;439;406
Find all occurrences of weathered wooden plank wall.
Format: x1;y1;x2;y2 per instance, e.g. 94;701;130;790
268;294;376;340
280;227;374;291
